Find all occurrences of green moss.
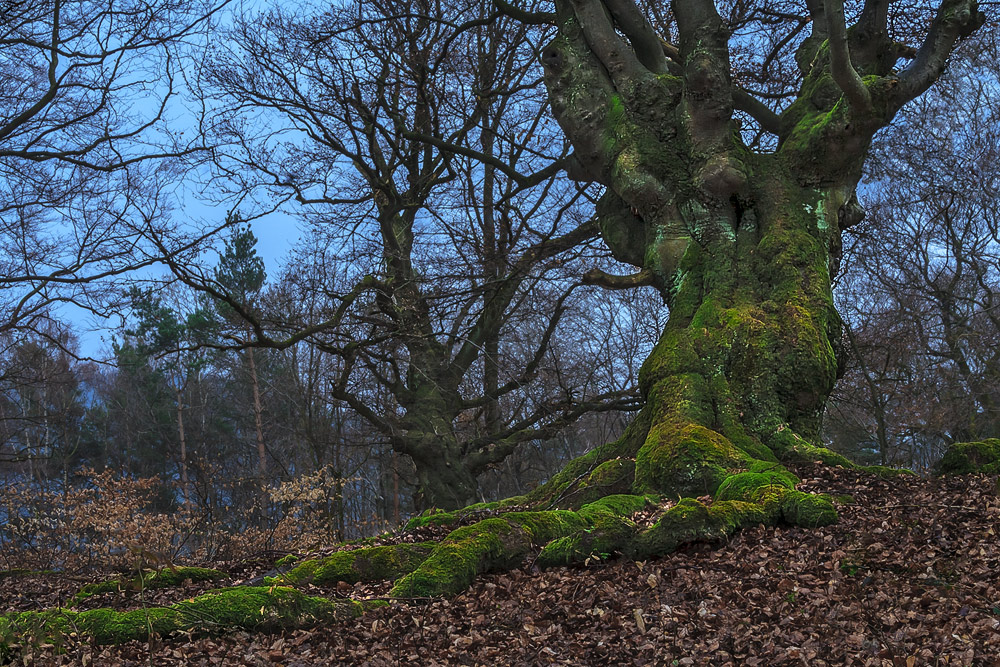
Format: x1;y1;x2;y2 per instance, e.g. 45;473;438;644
391;519;516;598
579;494;652;519
73;567;226;604
553;458;636;508
523;422;645;507
630;498;764;558
712;462;836;528
832;494;856;505
935;439;1000;475
530;495;655;568
391;511;589;598
505;511;589;543
462;501;501;512
634;421;748;497
405;509;457;530
143;567;226;588
746;459;798;480
536;514;635;568
780;491;838;528
275;554;299;568
272;543;434;587
2;586;362;646
496;494;530;509
782;99;846;155
405;499;533;530
771;429;854;467
714;469;796;503
645;374;713;425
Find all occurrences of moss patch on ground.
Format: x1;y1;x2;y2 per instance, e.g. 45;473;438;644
936;439;1000;476
2;586;370;646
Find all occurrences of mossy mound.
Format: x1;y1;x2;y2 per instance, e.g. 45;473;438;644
73;567;227;604
406;508;461;529
634;421;748;497
631;498;764;558
271;543;435;587
2;586;370;646
536;495;652;567
936;439;1000;475
391;511;591;598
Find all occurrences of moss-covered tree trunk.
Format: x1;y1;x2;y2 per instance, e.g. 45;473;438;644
525;0;985;504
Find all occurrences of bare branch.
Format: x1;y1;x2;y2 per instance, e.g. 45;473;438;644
895;0;985;105
825;0;874;113
494;0;555;24
603;0;668;74
582;268;654;289
733;89;784;136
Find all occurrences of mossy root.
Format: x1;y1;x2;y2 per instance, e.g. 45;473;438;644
2;586;371;646
270;543;435;587
936;439;1000;475
73;567;227;604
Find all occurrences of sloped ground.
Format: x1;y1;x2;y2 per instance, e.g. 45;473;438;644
3;464;999;666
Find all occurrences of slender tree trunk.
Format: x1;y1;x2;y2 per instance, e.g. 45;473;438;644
480;107;502;436
175;387;191;511
391;451;400;527
246;347;267;478
844;324;891;465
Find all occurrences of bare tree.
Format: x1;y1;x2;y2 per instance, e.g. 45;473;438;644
184;0;640;509
828;31;1000;467
0;0;229;343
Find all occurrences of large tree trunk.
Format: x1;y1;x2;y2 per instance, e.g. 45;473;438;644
636;173;846;489
408;432;480;511
541;173;851;503
396;386;480;511
527;0;947;501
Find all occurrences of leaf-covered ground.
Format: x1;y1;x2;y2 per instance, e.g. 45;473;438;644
4;464;999;666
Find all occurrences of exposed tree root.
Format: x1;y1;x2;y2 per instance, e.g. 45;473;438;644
72;567;226;605
271;543;436;587
0;434;905;649
0;586;373;647
1;398;914;649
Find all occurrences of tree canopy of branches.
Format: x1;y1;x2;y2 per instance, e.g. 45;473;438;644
191;0;642;509
827;31;1000;468
0;0;227;343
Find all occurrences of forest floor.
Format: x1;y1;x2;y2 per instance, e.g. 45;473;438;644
3;463;999;666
